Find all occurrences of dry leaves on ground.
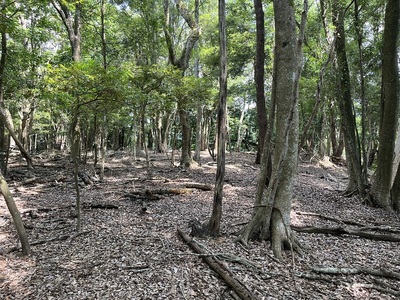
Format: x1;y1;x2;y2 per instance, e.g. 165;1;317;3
1;151;399;299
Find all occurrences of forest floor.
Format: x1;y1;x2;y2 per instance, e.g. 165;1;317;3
1;150;399;299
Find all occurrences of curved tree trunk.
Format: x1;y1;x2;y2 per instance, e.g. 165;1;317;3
332;0;365;195
163;0;200;167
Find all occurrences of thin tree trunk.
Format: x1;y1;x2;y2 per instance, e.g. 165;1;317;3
0;20;7;175
0;171;30;256
254;0;268;165
52;0;83;230
236;98;246;152
354;0;369;183
193;0;202;163
207;0;227;236
0;30;33;175
99;0;108;181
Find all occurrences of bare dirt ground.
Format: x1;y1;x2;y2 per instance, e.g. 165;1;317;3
1;150;399;299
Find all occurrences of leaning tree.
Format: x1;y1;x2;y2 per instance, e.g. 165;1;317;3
238;0;307;260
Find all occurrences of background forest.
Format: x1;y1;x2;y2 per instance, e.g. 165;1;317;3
0;0;400;298
0;0;399;206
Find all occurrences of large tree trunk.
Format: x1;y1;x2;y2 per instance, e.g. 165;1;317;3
207;0;227;236
372;0;399;208
332;0;365;195
238;0;307;260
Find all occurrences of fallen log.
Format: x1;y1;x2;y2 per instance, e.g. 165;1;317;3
125;188;193;200
84;203;119;209
177;228;260;300
291;225;400;242
147;188;193;195
295;211;366;226
124;193;160;201
311;266;400;280
184;183;213;191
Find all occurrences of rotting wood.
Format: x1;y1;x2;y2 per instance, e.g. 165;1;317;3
311;266;400;280
291;225;400;242
177;228;260;300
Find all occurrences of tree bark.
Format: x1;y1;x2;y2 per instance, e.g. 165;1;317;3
391;160;400;212
372;0;400;208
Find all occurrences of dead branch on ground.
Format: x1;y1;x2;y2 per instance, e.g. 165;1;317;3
177;228;260;300
83;203;119;209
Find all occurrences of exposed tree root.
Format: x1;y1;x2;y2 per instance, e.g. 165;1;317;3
271;209;303;261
